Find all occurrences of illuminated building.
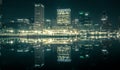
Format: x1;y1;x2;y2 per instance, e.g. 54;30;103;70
57;9;71;26
17;18;30;24
45;19;52;28
34;3;44;29
79;11;91;24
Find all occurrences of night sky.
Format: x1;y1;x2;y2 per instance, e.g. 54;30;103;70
2;0;120;24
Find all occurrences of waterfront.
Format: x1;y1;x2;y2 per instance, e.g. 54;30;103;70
0;35;120;70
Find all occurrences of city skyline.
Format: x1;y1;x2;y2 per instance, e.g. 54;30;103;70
0;0;120;70
2;0;120;24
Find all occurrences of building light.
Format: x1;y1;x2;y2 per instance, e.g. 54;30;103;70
79;12;84;15
85;12;89;16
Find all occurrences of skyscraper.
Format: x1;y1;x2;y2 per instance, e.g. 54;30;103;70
34;3;44;29
57;9;71;26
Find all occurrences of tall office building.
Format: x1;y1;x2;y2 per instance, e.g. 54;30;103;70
57;9;71;26
34;3;44;29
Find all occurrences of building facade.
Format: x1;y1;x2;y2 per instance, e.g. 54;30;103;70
34;3;44;29
57;9;71;26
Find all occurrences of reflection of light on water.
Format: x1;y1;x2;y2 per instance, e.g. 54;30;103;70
42;38;75;44
16;49;30;53
75;49;79;51
102;49;109;55
85;54;89;58
17;49;24;52
80;56;84;59
0;34;115;68
46;49;51;51
10;48;15;51
57;46;71;62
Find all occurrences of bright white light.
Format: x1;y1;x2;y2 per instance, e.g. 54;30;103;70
85;13;89;16
9;30;14;33
85;54;89;58
10;41;14;44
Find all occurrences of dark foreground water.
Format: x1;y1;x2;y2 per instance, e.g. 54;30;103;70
0;37;120;70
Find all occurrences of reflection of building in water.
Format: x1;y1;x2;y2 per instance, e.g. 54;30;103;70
42;38;76;45
57;45;71;62
0;36;113;70
34;45;44;68
0;39;34;68
44;45;57;65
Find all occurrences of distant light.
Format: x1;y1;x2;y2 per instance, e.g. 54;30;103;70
9;30;14;33
75;49;79;51
102;49;108;54
17;50;24;52
46;49;51;51
41;4;44;7
85;13;89;16
35;4;40;7
79;12;84;15
24;49;29;52
101;18;107;21
46;19;51;22
80;56;84;59
35;64;40;67
102;49;107;52
10;41;14;44
85;54;89;58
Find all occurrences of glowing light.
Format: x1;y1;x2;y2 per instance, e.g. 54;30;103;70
10;41;14;44
79;12;84;15
21;30;25;33
80;56;84;59
85;13;89;16
85;54;89;58
9;30;14;33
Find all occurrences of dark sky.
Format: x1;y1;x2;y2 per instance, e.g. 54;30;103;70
2;0;120;23
0;0;2;4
